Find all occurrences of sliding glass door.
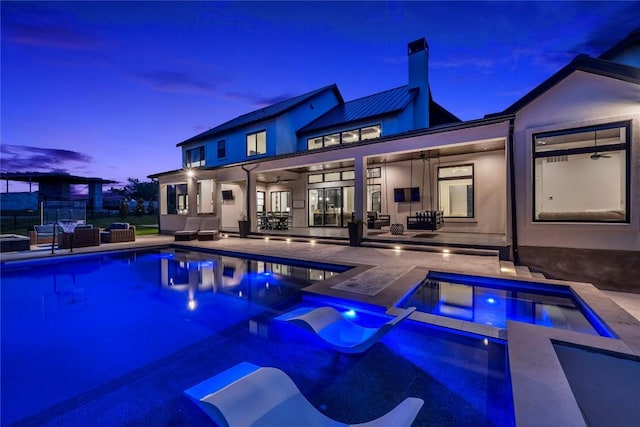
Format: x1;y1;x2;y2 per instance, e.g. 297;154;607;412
308;186;354;227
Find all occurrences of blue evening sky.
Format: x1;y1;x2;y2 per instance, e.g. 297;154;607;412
1;1;638;189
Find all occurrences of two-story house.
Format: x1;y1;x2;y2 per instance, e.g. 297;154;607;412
151;30;639;291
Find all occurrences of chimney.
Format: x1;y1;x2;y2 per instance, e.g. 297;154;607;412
408;38;429;129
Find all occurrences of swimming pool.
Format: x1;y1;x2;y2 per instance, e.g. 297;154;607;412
1;249;513;426
399;271;613;337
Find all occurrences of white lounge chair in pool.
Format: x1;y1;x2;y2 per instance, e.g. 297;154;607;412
184;362;423;427
277;306;416;354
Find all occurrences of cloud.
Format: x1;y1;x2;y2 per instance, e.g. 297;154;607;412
1;3;103;51
0;145;93;173
223;90;293;108
130;70;217;93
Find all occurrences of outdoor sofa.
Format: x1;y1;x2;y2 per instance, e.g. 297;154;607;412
101;222;136;243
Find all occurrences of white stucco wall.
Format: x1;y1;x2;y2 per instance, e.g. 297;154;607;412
513;71;640;251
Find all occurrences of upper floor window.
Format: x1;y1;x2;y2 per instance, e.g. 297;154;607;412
307;124;381;150
533;121;630;223
185;146;204;168
438;164;474;218
247;130;266;156
217;140;226;159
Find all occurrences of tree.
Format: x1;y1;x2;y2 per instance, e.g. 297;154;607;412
119;198;129;218
134;198;145;216
109;178;158;201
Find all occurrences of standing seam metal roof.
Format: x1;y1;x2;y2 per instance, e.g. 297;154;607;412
297;86;417;134
177;84;342;146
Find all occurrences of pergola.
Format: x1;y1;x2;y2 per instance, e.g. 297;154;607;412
0;172;116;210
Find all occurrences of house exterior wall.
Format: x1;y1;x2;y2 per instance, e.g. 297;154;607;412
513;71;640;251
180;90;341;168
513;71;640;291
296;106;417;151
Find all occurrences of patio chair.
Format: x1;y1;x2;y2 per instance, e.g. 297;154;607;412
174;217;202;241
277;306;416;354
184;362;423;427
28;224;57;245
197;217;221;241
100;222;136;243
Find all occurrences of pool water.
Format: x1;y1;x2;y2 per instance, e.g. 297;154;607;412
400;272;612;336
1;249;514;426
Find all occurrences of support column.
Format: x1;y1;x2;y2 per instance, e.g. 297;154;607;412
187;173;198;216
353;154;366;224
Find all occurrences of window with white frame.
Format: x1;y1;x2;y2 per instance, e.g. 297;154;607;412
246;130;266;156
185;146;204;168
438;165;474;218
533;121;629;222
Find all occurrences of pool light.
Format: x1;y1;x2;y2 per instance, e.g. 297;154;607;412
344;309;357;318
187;299;197;311
485;297;497;305
483;338;489;346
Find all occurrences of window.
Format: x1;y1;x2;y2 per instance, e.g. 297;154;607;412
306;124;381;150
217;140;226;159
361;125;381;140
161;183;188;215
341;129;359;143
533;121;629;222
185;146;204;168
256;191;265;213
367;184;381;212
308;174;323;184
324;172;341;182
324;133;340;147
341;171;355;180
308;137;323;150
367;167;381;178
271;190;291;212
246;130;266;156
438;165;474;218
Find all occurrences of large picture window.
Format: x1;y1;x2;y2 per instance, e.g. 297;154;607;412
533;121;630;222
247;130;266;156
438;165;474;218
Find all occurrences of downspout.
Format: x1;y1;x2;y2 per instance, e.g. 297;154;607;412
507;117;520;264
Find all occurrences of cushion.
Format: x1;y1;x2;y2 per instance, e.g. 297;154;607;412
108;222;130;230
35;224;55;234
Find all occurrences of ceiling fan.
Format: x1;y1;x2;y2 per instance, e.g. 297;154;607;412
590;131;611;160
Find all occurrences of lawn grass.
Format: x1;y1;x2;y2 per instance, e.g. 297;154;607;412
1;215;159;236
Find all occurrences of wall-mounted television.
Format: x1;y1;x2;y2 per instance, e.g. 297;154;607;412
394;187;420;202
221;190;234;200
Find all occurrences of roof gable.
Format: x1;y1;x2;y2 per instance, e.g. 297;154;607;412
498;56;640;115
178;84;342;146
